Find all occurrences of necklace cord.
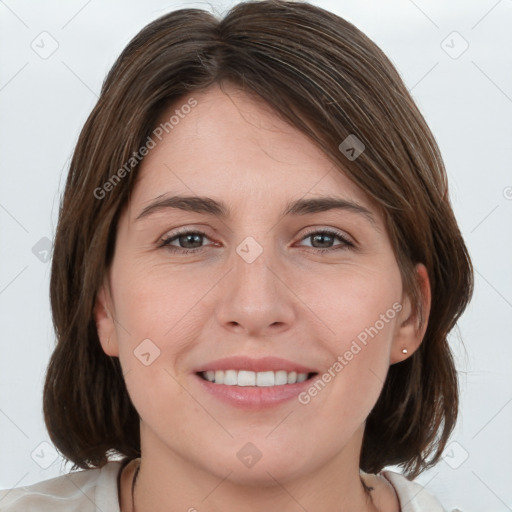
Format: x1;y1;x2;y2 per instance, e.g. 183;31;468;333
131;462;141;512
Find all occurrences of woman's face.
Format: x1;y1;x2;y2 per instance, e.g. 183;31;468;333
96;82;426;484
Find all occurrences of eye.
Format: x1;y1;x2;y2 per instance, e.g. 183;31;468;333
297;229;355;252
159;229;212;254
159;228;355;255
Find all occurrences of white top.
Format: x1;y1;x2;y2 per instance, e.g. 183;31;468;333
0;461;446;511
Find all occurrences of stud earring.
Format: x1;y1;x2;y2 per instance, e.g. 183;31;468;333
401;348;408;354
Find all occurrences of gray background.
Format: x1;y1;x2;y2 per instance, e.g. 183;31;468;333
1;1;511;511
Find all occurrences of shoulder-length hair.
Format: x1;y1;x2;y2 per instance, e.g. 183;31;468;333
44;0;473;479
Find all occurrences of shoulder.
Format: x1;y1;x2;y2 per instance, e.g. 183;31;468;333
0;460;123;512
380;470;447;512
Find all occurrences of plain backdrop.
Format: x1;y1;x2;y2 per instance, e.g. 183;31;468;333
1;1;511;511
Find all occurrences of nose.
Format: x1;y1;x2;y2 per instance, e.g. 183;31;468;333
214;242;296;337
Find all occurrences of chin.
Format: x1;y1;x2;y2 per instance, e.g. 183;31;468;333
193;439;316;487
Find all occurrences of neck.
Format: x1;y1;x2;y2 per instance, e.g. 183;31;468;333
126;424;380;512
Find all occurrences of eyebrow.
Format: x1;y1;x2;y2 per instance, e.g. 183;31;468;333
135;194;377;225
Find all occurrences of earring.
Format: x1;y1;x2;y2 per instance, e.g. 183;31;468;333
401;348;408;354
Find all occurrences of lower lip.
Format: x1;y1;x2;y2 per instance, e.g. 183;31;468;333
192;373;317;410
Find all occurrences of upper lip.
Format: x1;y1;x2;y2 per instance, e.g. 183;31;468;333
192;356;318;374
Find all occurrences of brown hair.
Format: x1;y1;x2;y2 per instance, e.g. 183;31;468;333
44;0;473;478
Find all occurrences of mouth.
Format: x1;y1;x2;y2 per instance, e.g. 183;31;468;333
196;369;319;386
191;356;321;409
191;356;322;409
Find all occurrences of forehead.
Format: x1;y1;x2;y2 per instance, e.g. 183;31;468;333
129;82;375;218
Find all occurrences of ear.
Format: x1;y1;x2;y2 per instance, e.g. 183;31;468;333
94;280;119;357
390;263;431;364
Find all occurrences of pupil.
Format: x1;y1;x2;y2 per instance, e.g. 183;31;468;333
178;233;333;249
182;234;202;248
313;234;332;248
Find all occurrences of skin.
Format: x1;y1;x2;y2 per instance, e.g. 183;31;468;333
95;82;431;512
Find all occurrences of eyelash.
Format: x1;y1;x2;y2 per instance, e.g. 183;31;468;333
158;228;355;254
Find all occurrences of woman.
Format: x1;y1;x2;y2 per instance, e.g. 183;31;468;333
0;0;473;510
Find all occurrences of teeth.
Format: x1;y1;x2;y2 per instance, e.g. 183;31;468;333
256;371;274;386
275;370;288;385
201;369;311;386
224;370;238;385
238;370;255;386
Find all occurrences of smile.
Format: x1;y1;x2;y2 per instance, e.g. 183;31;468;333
198;369;318;386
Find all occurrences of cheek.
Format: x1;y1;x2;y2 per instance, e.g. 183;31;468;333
109;261;215;411
110;267;204;421
299;262;402;352
297;265;402;412
111;257;217;340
